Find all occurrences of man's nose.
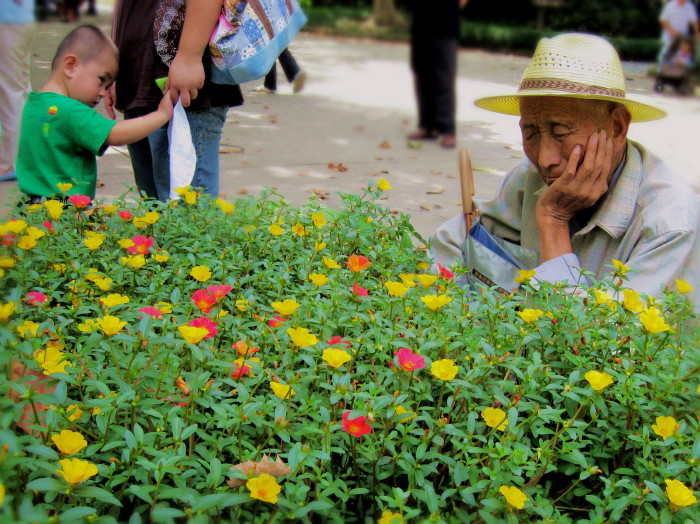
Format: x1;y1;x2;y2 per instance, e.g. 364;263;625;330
537;134;561;170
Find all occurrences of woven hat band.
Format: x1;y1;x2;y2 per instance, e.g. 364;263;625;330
519;78;626;99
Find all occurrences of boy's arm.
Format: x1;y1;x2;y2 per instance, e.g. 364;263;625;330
105;93;173;146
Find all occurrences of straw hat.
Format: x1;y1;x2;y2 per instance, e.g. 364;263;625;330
474;33;666;122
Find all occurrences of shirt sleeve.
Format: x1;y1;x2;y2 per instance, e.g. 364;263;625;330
532;253;587;286
66;103;117;156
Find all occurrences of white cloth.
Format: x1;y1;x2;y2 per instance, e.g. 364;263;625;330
660;0;699;45
167;100;196;199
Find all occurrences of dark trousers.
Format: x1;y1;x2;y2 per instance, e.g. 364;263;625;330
410;34;458;135
263;49;301;91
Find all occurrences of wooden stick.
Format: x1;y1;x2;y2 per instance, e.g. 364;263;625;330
459;147;475;230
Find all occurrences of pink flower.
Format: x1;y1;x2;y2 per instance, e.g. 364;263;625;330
189;317;218;339
138;306;164;319
328;336;352;348
26;291;47;306
118;210;133;220
341;411;372;437
268;315;286;328
127;235;154;255
437;264;454;280
207;284;233;299
42;221;55;233
192;289;217;314
232;362;251;379
352;283;369;297
67;195;92;208
394;348;425;372
2;234;16;246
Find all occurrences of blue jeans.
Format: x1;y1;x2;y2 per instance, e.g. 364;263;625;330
125;105;228;201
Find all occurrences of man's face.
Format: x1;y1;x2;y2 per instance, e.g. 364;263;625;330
68;49;118;108
519;97;609;186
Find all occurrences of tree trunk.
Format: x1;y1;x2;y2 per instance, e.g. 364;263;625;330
372;0;402;27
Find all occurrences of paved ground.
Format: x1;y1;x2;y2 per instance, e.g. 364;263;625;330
2;8;699;240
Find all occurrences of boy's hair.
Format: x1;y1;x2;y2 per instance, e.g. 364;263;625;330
51;25;119;71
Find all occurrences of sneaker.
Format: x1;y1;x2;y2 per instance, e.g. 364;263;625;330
407;129;438;140
440;134;457;149
252;86;276;94
292;71;307;94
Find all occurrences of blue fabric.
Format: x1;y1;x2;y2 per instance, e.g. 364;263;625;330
0;0;35;25
211;7;307;85
470;223;524;269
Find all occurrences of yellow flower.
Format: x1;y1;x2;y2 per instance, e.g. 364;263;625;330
517;308;544;323
26;226;45;240
675;279;693;294
55;458;98;486
118;238;134;249
309;273;328;286
612;259;630;274
152;251;170;263
652;416;678;440
421;294;452;310
93;277;114;292
18;235;37;250
0;256;15;268
44;199;64;219
99;294;129;308
431;359;458;381
286;327;318;348
57;182;73;192
84;236;104;250
385;281;408;297
323;256;340;269
593;289;615;307
322;348;351;368
156;302;173;314
215;198;234;214
16;320;40;338
77;319;98;333
121;255;146;269
270;382;296;399
235;299;249;312
311;212;327;227
0;302;17;322
291;223;307;236
269;224;284;236
377;178;392;191
190;265;212;282
314;241;327;251
51;430;87;455
34;342;71;375
181;189;198;204
482;407;508;431
639;307;670;334
133;211;159;228
272;299;300;316
665;479;697;507
499;485;528;509
0;483;4;505
66;405;83;421
178;325;209;345
622;289;644;312
1;219;26;234
398;273;417;287
244;225;256;233
585;370;614;391
416;274;438;287
378;511;405;524
102;205;117;215
96;315;127;336
394;406;416;421
246;473;281;503
514;269;536;283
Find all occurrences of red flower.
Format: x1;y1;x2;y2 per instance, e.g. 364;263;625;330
341;411;372;437
437;264;454;280
232;362;251;379
67;195;92;208
394;348;425;372
352;283;369;297
268;315;286;328
127;235;154;255
2;234;16;246
118;210;133;220
346;254;370;273
138;306;164;319
328;336;352;348
26;291;47;306
192;289;217;314
232;340;259;356
189;317;218;339
207;284;233;299
42;220;55;233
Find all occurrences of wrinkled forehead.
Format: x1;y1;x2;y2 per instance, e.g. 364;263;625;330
519;96;608;125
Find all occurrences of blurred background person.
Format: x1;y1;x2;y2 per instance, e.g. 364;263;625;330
253;48;307;94
659;0;700;54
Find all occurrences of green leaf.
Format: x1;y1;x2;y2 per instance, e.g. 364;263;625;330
26;444;59;460
61;507;97;520
191;493;235;512
150;506;186;521
73;486;123;507
26;477;65;492
293;500;334;517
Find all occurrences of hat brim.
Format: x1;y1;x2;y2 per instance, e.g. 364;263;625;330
474;92;667;122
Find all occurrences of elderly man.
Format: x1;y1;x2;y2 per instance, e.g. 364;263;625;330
431;33;699;305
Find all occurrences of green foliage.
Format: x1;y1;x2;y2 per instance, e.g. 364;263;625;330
0;186;698;522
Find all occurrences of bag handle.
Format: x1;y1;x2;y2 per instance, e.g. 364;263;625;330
249;0;274;40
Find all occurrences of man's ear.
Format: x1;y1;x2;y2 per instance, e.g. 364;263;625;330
610;105;631;148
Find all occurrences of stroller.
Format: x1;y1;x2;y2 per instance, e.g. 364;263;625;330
654;35;695;96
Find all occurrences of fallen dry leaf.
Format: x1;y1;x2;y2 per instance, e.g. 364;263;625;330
420;204;442;211
406;140;423;149
378;140;391;149
430;170;442;175
219;146;244;154
426;187;444;194
374;157;383;161
237;188;249;195
227;455;291;488
327;162;349;172
308;189;330;199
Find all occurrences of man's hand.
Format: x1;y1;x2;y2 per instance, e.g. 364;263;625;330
166;53;204;107
536;131;613;224
104;84;117;120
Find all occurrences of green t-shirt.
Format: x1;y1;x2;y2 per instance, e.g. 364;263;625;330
17;92;117;199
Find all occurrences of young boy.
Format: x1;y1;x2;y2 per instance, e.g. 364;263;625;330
16;24;173;202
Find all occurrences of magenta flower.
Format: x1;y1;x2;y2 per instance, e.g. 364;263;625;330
67;195;92;208
189;317;218;339
26;291;47;306
138;306;164;319
127;235;154;255
327;336;352;348
352;283;369;297
394;348;426;372
207;284;233;299
118;210;133;220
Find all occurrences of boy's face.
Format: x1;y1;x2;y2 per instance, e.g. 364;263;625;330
67;48;118;108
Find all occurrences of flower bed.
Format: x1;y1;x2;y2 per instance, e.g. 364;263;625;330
0;183;698;523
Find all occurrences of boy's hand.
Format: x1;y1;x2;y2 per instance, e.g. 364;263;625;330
158;90;175;121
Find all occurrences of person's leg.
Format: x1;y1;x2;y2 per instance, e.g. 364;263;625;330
0;24;35;178
432;36;458;147
185;106;228;199
263;63;278;91
124;108;169;200
278;49;301;83
409;34;438;139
